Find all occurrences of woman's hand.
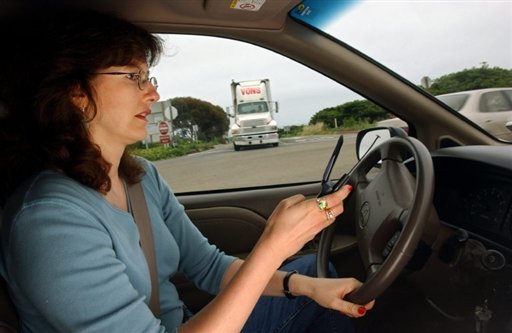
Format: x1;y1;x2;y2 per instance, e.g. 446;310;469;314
258;185;353;261
292;275;375;318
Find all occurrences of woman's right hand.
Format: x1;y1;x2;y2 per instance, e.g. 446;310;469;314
258;184;353;260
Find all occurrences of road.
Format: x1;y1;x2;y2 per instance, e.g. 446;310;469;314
155;134;358;193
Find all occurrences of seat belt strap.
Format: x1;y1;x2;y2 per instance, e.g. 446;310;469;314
127;182;161;317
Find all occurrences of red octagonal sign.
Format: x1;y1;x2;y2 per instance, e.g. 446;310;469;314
158;121;169;135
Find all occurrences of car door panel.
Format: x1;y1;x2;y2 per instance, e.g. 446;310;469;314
178;182;359;259
186;206;266;258
174;183;360;311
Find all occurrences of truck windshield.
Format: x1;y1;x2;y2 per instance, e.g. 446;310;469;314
237;102;268;115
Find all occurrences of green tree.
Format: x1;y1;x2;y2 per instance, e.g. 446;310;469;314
426;65;512;95
339;100;387;123
309;107;340;128
171;97;229;141
309;100;387;128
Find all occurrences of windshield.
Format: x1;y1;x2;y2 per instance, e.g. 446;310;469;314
291;0;512;141
238;102;269;115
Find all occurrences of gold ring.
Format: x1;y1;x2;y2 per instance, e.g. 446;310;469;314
325;209;335;222
316;198;328;211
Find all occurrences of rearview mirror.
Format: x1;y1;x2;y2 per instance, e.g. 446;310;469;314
225;106;235;118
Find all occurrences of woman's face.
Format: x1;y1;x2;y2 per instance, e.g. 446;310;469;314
87;62;160;152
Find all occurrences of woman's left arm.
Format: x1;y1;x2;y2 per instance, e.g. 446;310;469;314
221;259;374;318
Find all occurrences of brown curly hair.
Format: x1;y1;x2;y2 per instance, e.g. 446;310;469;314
0;4;163;206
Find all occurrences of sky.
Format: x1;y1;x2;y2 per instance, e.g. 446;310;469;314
152;1;512;127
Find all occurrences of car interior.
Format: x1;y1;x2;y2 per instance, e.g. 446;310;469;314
1;1;511;332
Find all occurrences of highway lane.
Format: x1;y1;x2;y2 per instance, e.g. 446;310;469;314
155;134;359;193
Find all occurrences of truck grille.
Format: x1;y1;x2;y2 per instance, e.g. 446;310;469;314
240;119;267;127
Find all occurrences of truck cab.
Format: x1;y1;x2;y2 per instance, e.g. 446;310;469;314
227;79;279;151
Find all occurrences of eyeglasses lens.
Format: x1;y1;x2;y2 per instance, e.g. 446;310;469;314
138;71;157;90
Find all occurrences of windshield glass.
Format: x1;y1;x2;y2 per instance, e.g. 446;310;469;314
291;0;512;141
238;102;269;115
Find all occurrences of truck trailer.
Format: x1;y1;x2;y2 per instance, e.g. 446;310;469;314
227;79;279;151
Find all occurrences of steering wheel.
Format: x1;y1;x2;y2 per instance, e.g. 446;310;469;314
316;136;434;305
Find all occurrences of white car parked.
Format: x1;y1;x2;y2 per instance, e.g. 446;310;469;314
378;88;512;141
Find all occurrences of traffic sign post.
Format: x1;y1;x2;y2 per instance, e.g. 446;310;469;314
158;121;169;135
158;120;171;145
159;135;171;144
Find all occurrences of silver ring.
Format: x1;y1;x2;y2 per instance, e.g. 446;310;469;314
325;209;335;222
316;198;328;211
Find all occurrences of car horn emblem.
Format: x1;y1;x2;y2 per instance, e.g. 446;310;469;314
359;201;370;228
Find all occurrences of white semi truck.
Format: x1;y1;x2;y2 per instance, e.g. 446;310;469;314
227;79;279;151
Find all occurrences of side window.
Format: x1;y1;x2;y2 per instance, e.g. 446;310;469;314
148;34;374;193
437;94;469;111
480;91;512;112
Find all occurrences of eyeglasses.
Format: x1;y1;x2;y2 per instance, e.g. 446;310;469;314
94;70;158;91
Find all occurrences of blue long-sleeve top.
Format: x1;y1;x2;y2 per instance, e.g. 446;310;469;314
0;158;236;332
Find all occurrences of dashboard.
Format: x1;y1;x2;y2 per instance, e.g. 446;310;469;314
432;146;512;251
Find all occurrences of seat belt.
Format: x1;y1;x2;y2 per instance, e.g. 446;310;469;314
127;182;161;317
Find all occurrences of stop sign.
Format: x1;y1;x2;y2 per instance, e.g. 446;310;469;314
158;121;169;135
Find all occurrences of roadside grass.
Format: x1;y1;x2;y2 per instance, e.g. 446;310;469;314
281;120;375;137
129;141;215;161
